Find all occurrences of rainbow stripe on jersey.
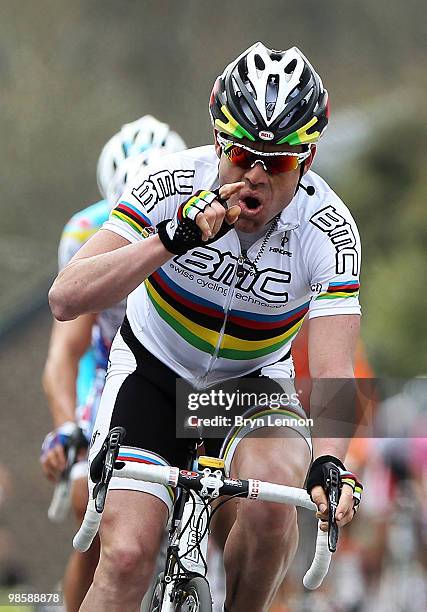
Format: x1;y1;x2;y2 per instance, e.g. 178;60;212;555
112;201;155;238
145;268;309;360
315;280;359;300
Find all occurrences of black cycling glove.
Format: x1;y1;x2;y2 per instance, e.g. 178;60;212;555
157;189;231;255
306;454;363;508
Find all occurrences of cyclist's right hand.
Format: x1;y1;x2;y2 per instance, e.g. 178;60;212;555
157;181;243;255
196;181;244;241
40;421;77;482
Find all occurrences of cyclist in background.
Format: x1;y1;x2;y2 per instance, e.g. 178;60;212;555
49;43;364;612
40;115;186;612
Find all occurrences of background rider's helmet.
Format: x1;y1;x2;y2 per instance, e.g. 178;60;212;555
209;42;329;146
97;114;186;205
107;148;166;206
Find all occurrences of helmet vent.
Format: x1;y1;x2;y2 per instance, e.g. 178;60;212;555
270;52;282;62
239;94;257;126
266;75;279;120
254;54;265;70
237;61;247;82
246;78;256;98
278;108;298;129
284;59;297;74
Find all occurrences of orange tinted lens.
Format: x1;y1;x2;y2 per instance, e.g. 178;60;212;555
223;145;300;174
267;156;299;173
224;145;252;168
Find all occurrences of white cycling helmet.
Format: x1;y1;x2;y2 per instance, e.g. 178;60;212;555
97;115;186;204
107;149;167;206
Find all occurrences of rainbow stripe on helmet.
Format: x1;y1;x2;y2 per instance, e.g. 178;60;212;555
214;105;256;142
277;117;321;146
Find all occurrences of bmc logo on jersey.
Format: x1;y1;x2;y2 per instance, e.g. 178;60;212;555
131;169;195;213
310;205;359;275
175;246;291;304
258;130;274;141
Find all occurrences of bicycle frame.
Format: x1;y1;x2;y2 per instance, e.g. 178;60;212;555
149;489;212;610
147;442;214;609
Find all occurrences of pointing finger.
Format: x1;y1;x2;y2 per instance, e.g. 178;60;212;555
219;181;245;201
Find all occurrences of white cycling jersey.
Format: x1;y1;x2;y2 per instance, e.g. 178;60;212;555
103;145;361;387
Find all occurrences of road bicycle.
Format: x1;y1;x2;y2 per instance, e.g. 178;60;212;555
74;427;339;611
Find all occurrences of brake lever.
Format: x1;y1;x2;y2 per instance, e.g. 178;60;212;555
63;427;88;479
326;466;340;553
94;427;126;512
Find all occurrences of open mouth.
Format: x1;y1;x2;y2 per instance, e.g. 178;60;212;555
239;195;263;214
245;196;261;209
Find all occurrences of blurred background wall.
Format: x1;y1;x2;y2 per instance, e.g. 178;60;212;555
0;0;426;602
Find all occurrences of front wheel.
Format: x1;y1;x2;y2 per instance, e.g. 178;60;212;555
175;576;213;611
141;572;164;612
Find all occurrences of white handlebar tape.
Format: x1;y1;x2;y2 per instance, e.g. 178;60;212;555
116;463;179;487
303;522;332;589
48;480;71;523
73;499;101;552
249;480;317;511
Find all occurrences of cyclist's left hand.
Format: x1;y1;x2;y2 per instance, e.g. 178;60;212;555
310;483;357;531
306;455;363;532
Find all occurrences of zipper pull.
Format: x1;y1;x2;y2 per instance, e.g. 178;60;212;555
237;250;247;278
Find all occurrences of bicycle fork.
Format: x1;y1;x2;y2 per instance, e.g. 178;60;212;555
158;493;211;610
177;492;210;574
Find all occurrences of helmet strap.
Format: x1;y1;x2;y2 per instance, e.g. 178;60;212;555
294;145;316;196
294;162;306;196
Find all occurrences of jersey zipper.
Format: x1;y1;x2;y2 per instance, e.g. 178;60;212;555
195;234;242;388
195;224;298;388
